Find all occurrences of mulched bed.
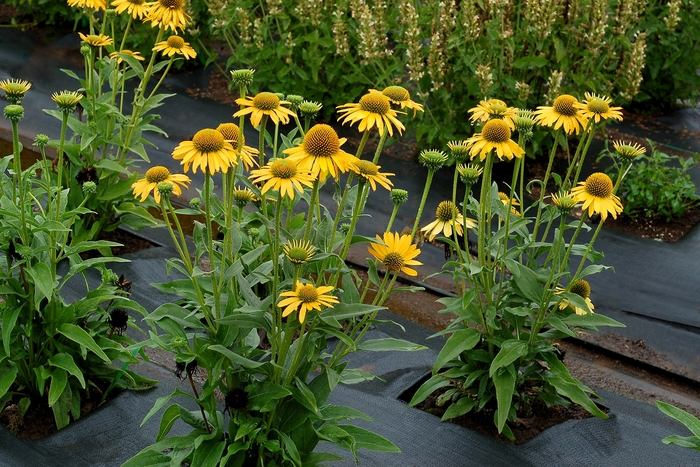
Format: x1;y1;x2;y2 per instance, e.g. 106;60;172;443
416;387;603;446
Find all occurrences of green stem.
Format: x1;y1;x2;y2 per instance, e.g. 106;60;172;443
410;170;435;241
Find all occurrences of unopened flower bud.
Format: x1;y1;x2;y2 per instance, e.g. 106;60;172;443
34;134;50;148
189;197;201;208
230;69;255;87
418;149;447;172
390;188;408;206
157;181;174;197
3;104;24;123
82;181;97;194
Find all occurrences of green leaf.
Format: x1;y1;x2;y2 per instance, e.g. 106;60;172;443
94;158;130;175
442;396;476;421
504;260;543;302
341;425;400;453
25;263;55;304
48;368;68;407
2;306;21;356
156;404;181;442
661;434;700;451
322;303;383;320
493;366;516;433
408;374;451;407
357;338;427;352
656;400;700;439
247;381;291;412
511;56;548;69
208;344;263;369
277;430;302;466
51;381;72;430
58;324;111;363
562;313;625;328
191;439;227;467
48;353;85;389
489;339;528;377
433;328;481;373
0;365;18;400
320;405;373;422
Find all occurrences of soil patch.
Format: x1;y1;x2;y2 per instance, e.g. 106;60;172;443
0;379;120;440
81;228;157;259
411;384;603;446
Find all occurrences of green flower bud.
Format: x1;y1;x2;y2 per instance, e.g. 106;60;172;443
34;134;50;148
230;69;255;87
189;197;201;208
82;181;97;194
285;94;304;110
299;101;322;119
418;149;448;172
390;188;409;206
3;104;24;123
157;181;174;197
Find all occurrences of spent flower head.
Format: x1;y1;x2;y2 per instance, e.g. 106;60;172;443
0;79;31;105
418;149;448;172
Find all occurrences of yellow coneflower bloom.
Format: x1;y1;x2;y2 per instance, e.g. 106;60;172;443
0;79;31;104
352;159;394;191
421;201;475;241
612;141;646;160
571;172;623;221
466;119;525;161
249;158;315;200
68;0;106;10
337;91;405;137
551;191;577;215
111;0;149;18
576;93;623;123
132;166;191;203
231;186;257;208
558;279;595;315
368;232;423;277
535;94;589;135
283;239;316;266
468;99;517;130
234;92;296;128
52;90;83;113
278;281;338;323
78;33;113;47
372;85;424;117
145;0;190;32
172;128;238;174
152;36;197;59
216;123;258;170
283;124;357;180
109;50;145;63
